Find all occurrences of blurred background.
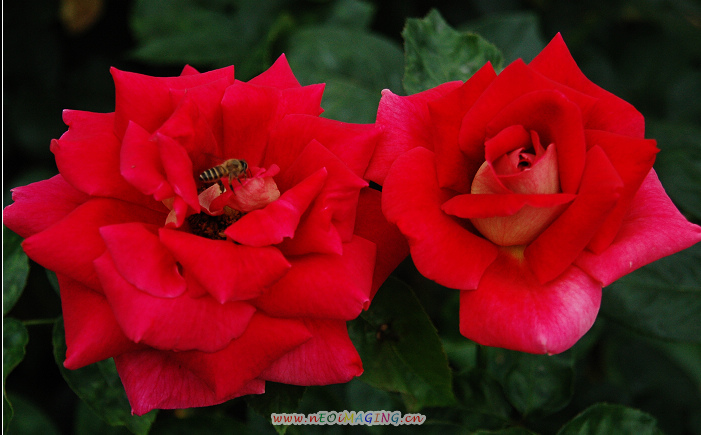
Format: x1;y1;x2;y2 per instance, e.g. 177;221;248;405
3;0;701;434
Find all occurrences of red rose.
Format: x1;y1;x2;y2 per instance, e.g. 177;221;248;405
3;55;407;414
366;34;701;354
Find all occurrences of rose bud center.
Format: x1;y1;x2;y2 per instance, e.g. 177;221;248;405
187;162;281;240
469;125;567;246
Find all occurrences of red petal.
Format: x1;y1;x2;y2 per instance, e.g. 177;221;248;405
484;89;586;194
112;65;235;139
382;147;498;290
114;349;223;415
180;65;200;76
247;54;301;89
51;110;150;205
4;175;88;239
353;188;409;299
158;90;222;169
366;81;463;185
99;223;186;298
221;82;324;166
575;170;701;286
177;313;311;400
458;60;597;169
584;130;658;253
429;63;498;192
166;77;232;151
120;121;174;201
529;33;645;138
260;319;363;385
156;133;200;212
58;274;142;369
159;229;291;303
460;248;601;354
225;168;327;246
221;80;281;166
95;253;256;352
525;146;623;283
275;140;368;255
22;198;166;289
442;193;576;218
253;236;375;320
264;114;379;180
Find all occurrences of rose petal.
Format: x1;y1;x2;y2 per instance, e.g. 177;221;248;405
275;140;368;255
264;114;379;180
367;81;464;185
120;121;174;201
51;110;149;205
260;319;363;385
221;81;324;166
166;77;232;151
157;133;200;212
4;175;88;239
458;60;597;170
58;274;142;370
247;54;301;89
583;130;658;253
460;247;601;354
529;33;645;138
22;198;165;289
115;350;264;416
225;168;327;247
176;313;311;401
484;89;586;194
99;222;186;298
382;147;498;290
158;90;222;171
442;193;576;219
112;65;235;138
253;236;375;320
95;253;257;353
526;146;623;283
353;188;409;299
159;229;291;303
114;313;309;414
429;62;498;192
575;170;701;286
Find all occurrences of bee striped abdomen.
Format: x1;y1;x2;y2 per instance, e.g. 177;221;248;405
199;166;226;182
198;159;248;185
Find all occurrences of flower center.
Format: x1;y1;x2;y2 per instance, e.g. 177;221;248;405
186;206;244;241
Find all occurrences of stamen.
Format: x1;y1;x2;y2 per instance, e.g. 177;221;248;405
186;207;244;240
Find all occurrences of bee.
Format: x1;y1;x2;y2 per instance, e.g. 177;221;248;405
199;159;249;186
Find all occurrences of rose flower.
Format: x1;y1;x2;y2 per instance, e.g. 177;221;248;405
3;55;407;415
366;34;701;354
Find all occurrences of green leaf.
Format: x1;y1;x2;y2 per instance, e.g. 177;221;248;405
52;318;157;435
324;0;374;30
601;243;701;343
75;400;133;435
463;11;546;64
402;9;503;95
286;26;404;123
649;120;701;221
246;382;306;435
3;317;29;432
557;403;663;435
480;346;574;417
46;269;60;295
3;226;29;316
4;393;61;435
348;277;455;411
130;0;291;79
